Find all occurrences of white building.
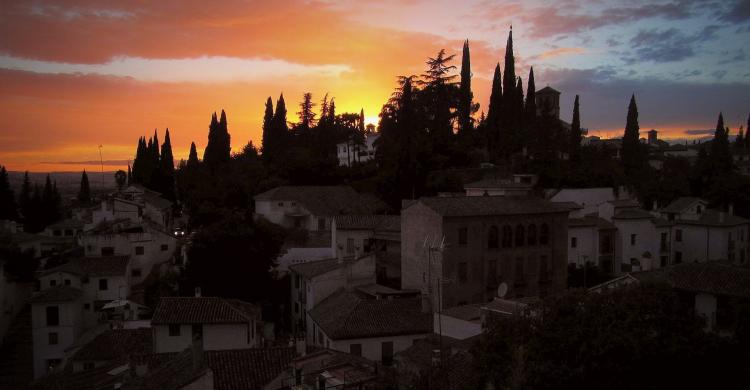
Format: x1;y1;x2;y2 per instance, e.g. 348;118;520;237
87;185;174;231
151;296;263;354
567;216;617;273
332;215;401;285
337;133;380;167
464;174;537;197
307;289;431;364
548;187;632;218
30;286;84;378
81;219;176;284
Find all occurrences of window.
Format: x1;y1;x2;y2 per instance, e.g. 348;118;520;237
98;279;108;291
318;218;326;231
630;234;636;246
278;202;284;207
458;227;468;246
169;324;181;336
571;237;577;248
674;251;683;264
48;332;58;345
660;256;668;267
539;224;549;245
675;229;683;242
53;229;61;237
50;280;57;287
501;226;513;248
527;224;537;246
515;225;525;247
382;341;394;365
294;302;299;314
101;247;115;256
488;226;499;249
131;268;142;278
346;238;355;254
458;262;468;283
46;306;59;326
64;279;71;286
160;244;169;251
350;343;362;356
660;232;668;250
135;246;145;255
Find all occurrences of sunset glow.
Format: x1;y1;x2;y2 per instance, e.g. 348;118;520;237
1;0;749;172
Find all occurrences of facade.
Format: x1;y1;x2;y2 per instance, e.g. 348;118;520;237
151;296;263;353
535;86;561;119
289;254;376;335
307;289;431;364
332;215;401;285
0;261;33;346
401;196;569;309
337;133;380;167
81;219;176;284
30;286;84;379
284;349;380;390
567;216;617;272
548;187;632;218
464;174;537;197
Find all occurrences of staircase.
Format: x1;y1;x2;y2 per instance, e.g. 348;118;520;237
0;304;34;389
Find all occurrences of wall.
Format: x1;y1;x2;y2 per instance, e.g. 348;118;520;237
276;248;333;273
695;293;717;330
401;203;444;297
305;256;376;312
32;300;83;378
0;272;32;346
613;218;659;272
334;229;374;256
567;226;598;266
154;323;257;353
434;313;481;340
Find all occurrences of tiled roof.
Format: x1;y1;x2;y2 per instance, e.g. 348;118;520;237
143;192;173;210
441;304;482;322
288;256;361;279
152;297;260;325
29;360;129;390
72;328;152;362
29;286;83;304
661;197;706;213
128;349;209;390
536;86;561;95
39;256;130;277
612;209;654;220
633;261;750;298
678;209;749;227
568;216;616;229
334;215;401;231
309;289;432;340
254;186;387;216
607;199;640;208
204;347;295;390
414;196;566;217
464;178;533;189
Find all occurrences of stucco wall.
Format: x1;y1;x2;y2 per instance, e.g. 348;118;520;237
154;323;256;353
32;300;83;378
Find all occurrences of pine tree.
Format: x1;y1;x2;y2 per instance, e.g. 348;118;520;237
458;39;473;138
0;165;18;220
261;96;275;161
271;94;289;157
710;113;732;172
486;63;502;157
187;142;200;168
569;95;582;162
297;93;316;131
160;128;176;200
422;49;457;154
621;94;643;177
78;170;91;203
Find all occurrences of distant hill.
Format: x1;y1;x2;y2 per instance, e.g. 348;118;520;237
7;171;117;199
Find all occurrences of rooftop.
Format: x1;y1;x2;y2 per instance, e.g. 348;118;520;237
72;328;152;362
661;197;706;214
536;86;561;95
612;209;655;220
676;209;749;227
29;285;83;304
334;215;400;231
254;186;387;216
309;289;431;340
464;178;534;189
204;347;296;390
39;256;130;278
413;196;567;217
152;297;260;325
568;216;616;229
288;255;364;279
634;261;750;298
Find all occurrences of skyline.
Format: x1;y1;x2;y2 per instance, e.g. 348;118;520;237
1;0;749;172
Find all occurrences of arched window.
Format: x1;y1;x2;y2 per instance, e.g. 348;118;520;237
488;226;499;249
502;226;513;248
515;224;525;247
527;224;537;246
540;223;550;245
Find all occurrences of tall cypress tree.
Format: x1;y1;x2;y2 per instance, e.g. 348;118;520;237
525;67;537;130
621;94;643;177
486;63;503;157
710;113;732;172
160;128;175;200
397;77;418;200
0;165;17;220
458;39;473;138
272;94;289;155
500;27;518;158
735;127;745;149
78;170;91;203
187;142;200;168
515;76;525;150
18;171;32;220
569;95;582;162
261;97;275;161
204;111;231;168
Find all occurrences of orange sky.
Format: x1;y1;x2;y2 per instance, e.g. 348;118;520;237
1;0;748;172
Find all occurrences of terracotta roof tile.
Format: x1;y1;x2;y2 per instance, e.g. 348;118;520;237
152;297;260;324
39;256;130;278
414;196;567;217
72;328;152;362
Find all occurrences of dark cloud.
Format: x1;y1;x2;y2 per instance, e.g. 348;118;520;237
623;26;720;64
537;67;750;131
718;49;747;64
712;70;728;80
606;37;621;47
684;129;715;135
718;0;750;23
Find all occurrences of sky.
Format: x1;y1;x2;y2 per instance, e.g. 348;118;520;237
1;0;749;172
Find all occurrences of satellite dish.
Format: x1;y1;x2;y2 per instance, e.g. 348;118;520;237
497;282;508;298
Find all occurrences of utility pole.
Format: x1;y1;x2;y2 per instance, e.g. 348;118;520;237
98;144;104;191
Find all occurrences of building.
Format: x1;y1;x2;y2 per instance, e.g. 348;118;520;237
535;86;560;119
284;349;380;389
567;216;617;272
401;196;569;308
289;254;376;335
81;219;177;284
590;261;750;333
547;187;633;218
151;296;263;354
307;289;431;364
337;133;380;167
37;255;132;329
29;286;84;378
332;215;401;286
433;304;483;341
463;174;537;197
67;328;151;372
254;186;387;232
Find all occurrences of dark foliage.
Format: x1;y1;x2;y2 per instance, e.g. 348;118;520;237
0;165;18;220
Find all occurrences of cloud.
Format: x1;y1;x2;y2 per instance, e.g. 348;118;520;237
42;160;132;166
718;0;750;23
529;47;586;62
0;55;352;83
623;26;720;64
684;129;715;135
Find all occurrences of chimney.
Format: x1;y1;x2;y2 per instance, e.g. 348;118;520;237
194;287;202;297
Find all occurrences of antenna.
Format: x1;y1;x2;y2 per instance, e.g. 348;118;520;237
98;144;104;191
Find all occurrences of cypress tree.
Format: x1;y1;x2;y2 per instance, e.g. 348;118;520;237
736;127;745;149
127;164;132;185
515;76;525;151
261;97;274;160
500;27;518;158
397;78;418;199
486;63;502;156
0;165;17;220
458;39;473;138
358;108;365;134
525;67;537;129
187;142;200;168
569;95;582;162
502;28;516;106
297;93;316;130
622;94;642;176
160;128;175;200
204;110;231;168
78;170;91;203
18;171;31;220
710;113;732;172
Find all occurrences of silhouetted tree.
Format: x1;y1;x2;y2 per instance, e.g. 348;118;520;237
296;92;316;132
0;165;17;220
458;39;473;140
204;110;231;168
709;113;733;173
524;67;537;150
736;127;745;149
569;95;582;162
114;170;127;191
160;128;176;200
486;63;502;158
18;171;31;221
621;94;644;179
78;170;91;203
500;27;519;158
261;96;275;161
187;142;200;168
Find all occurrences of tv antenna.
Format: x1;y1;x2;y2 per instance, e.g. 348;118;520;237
98;144;104;190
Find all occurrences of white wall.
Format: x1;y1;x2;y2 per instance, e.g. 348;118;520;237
329;333;428;363
434;314;481;340
276;248;333;273
153;322;257;353
567;226;598;266
305;256;376;312
32;300;83;378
